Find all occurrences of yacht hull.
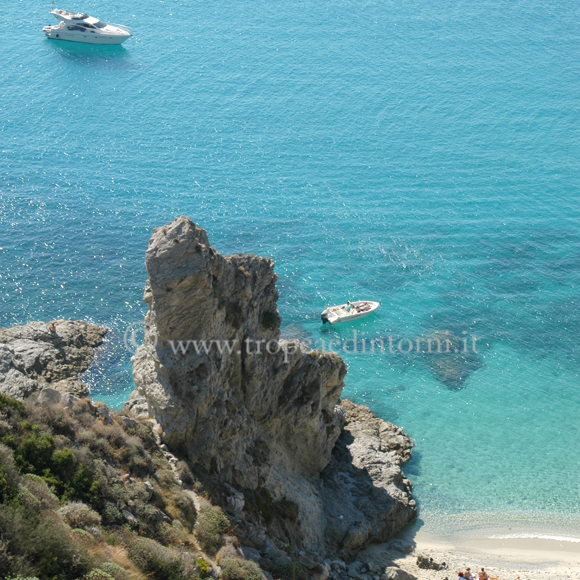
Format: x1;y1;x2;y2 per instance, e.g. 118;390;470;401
44;31;129;45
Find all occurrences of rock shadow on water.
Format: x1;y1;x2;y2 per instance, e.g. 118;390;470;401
385;383;408;396
419;331;483;391
402;449;423;479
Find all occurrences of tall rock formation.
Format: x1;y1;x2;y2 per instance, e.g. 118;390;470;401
128;216;415;555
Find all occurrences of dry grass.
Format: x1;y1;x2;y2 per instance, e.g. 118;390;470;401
102;545;148;580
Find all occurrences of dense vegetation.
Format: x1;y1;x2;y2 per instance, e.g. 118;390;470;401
0;393;256;580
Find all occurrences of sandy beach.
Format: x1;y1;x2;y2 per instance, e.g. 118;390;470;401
359;523;580;580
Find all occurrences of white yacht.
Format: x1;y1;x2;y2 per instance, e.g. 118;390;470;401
43;9;131;45
321;300;380;324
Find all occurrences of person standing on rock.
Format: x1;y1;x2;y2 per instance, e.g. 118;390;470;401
48;322;57;334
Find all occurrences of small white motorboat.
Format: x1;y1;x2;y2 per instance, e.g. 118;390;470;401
321;300;380;324
43;9;131;45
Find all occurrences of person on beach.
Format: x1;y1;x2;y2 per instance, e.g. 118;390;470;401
48;322;57;334
478;569;488;580
464;568;474;580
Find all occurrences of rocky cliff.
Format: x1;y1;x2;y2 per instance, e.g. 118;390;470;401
322;401;415;559
0;320;107;399
128;216;416;557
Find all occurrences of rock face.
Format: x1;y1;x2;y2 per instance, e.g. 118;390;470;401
322;401;416;558
128;216;415;555
0;320;107;399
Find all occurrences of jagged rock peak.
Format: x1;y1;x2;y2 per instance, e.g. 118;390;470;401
142;217;282;346
129;217;346;498
128;217;415;554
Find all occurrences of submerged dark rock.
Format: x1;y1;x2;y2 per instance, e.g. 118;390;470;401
421;330;482;390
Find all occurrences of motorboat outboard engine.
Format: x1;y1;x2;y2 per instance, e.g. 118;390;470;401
321;312;329;324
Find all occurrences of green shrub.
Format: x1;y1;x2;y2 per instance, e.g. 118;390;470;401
173;491;197;526
101;502;123;526
219;557;261;580
260;311;279;330
266;561;308;580
12;432;98;505
15;432;55;473
52;448;77;479
20;474;58;510
83;570;115;580
195;556;211;578
71;528;95;546
0;393;26;414
128;537;183;580
0;463;18;503
158;520;188;545
98;562;130;580
0;504;92;579
273;499;299;522
63;464;99;503
16;484;41;511
215;543;238;563
175;460;194;485
119;421;157;450
58;502;102;530
252;487;274;524
156;467;179;488
194;503;230;554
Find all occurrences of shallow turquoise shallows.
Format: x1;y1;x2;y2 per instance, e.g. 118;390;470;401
2;0;580;539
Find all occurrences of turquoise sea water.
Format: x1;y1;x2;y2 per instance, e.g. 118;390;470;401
2;0;580;538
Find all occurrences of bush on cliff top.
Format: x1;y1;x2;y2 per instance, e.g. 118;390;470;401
0;393;26;413
219;557;261;580
127;537;184;580
58;501;102;530
0;504;92;579
196;556;211;578
96;562;129;580
195;502;230;554
0;393;209;579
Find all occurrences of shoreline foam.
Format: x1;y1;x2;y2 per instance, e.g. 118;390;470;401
488;533;580;543
358;515;580;579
